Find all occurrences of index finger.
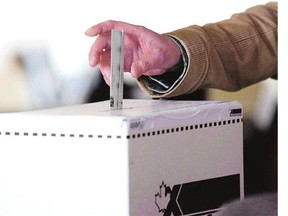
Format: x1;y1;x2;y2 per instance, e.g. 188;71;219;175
85;20;141;37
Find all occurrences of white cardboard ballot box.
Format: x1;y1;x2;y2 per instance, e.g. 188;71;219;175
0;99;244;216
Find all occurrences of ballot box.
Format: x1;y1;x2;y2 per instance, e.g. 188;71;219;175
0;99;244;216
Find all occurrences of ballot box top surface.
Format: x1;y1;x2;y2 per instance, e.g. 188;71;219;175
0;99;242;136
17;99;239;116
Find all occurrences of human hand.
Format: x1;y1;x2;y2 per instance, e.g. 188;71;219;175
85;20;181;85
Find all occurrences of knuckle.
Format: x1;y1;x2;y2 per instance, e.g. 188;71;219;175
105;20;114;24
136;25;146;32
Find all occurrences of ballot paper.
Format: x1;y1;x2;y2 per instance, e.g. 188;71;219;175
110;29;124;110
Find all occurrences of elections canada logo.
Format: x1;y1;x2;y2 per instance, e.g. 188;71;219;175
154;174;241;216
230;108;242;117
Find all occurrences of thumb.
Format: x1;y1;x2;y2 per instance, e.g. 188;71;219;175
131;58;151;78
131;55;163;78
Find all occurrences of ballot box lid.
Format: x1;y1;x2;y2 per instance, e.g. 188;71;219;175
0;99;242;136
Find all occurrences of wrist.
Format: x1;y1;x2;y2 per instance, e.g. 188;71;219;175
164;35;188;73
164;35;182;68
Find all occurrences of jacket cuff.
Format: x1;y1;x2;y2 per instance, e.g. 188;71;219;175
136;36;188;96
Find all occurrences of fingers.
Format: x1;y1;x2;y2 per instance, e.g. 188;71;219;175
86;20;128;67
87;20;165;81
85;20;123;36
89;33;111;67
85;20;142;37
99;51;112;85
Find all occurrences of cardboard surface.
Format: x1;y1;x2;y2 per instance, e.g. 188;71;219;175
0;99;243;216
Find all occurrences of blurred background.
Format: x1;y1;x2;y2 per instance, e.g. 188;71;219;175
0;0;278;197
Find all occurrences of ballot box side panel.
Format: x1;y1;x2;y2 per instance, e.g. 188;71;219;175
128;119;243;216
0;134;129;216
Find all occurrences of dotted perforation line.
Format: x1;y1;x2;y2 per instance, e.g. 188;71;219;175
0;131;122;139
126;118;243;139
0;118;242;140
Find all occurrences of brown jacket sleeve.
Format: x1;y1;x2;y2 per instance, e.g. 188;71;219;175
137;2;277;98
